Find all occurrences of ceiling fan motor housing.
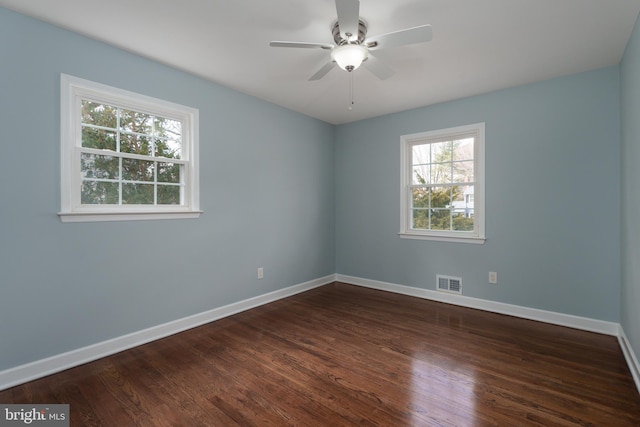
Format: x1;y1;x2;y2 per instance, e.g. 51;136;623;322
332;19;367;45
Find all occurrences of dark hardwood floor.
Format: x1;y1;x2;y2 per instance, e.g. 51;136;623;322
1;282;639;426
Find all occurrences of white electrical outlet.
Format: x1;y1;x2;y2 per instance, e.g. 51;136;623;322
257;267;264;279
489;271;497;284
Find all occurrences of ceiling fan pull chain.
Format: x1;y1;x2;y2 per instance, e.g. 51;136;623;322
348;71;354;111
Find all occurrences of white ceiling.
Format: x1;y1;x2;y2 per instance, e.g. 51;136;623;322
2;0;640;124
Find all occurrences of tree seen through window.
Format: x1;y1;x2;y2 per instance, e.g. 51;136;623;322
410;138;474;232
80;101;183;205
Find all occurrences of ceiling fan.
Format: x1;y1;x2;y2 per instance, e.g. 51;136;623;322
269;0;433;81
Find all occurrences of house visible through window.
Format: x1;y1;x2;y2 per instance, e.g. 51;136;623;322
59;74;201;222
400;123;485;243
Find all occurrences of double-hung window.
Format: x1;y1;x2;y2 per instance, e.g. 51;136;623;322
400;123;485;243
59;74;201;222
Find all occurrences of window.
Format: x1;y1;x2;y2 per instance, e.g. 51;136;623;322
59;74;201;222
400;123;485;243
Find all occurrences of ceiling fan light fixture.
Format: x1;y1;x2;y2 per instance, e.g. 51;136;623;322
331;44;368;71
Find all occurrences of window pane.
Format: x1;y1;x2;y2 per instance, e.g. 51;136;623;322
412;187;430;209
81;153;119;179
120;133;152;156
157;162;180;183
452;185;465;205
122;183;154;204
462;185;474;203
412;209;430;229
431;141;452;162
155;117;181;139
412;165;430;185
431;163;452;184
81;101;117;128
156;138;181;159
157;185;180;205
122;158;154;182
429;186;451;208
120;109;152;134
81;181;119;204
451;185;472;228
82;127;117;151
453;161;474;183
453;138;474;161
452;212;474;231
430;209;451;230
412;144;431;165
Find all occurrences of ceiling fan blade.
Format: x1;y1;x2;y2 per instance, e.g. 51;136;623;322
308;61;337;81
363;55;395;80
366;24;433;51
270;41;333;50
335;0;360;42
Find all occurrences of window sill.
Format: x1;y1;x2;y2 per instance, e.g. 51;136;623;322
398;232;486;244
58;210;203;223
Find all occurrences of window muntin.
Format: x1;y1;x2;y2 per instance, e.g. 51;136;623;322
60;74;201;222
400;123;485;243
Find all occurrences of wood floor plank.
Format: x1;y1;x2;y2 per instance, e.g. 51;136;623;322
1;282;639;426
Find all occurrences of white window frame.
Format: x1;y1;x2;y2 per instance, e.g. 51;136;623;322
59;74;201;222
399;123;485;244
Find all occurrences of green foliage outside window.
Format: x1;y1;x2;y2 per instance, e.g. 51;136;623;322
411;181;473;231
411;139;474;232
80;101;182;205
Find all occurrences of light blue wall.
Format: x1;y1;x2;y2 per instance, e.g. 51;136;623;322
335;67;621;321
621;14;640;360
0;8;335;371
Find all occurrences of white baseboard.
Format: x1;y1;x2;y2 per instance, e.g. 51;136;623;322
618;325;640;394
0;275;335;391
336;274;620;336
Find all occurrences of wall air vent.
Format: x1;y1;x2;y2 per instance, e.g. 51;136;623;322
437;275;462;295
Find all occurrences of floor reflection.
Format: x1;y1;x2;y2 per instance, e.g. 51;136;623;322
409;354;478;425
